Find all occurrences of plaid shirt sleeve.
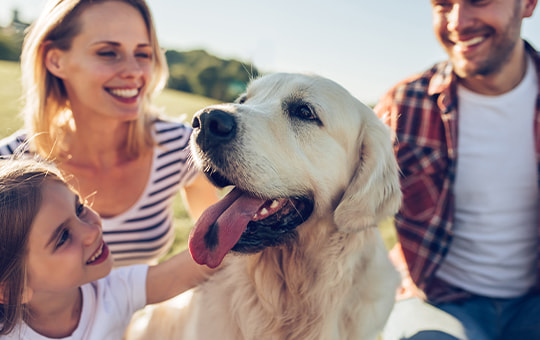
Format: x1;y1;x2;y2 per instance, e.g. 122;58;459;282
374;64;459;300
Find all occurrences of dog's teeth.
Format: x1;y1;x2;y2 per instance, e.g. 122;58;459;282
260;208;269;216
270;200;279;209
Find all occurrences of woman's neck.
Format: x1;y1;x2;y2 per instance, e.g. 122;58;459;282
58;119;136;170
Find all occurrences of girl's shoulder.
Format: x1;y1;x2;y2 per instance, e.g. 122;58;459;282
73;265;149;339
91;264;149;304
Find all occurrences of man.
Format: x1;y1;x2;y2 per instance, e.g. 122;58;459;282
375;0;540;339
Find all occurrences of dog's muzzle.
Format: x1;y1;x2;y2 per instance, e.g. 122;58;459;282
188;107;314;268
192;108;237;152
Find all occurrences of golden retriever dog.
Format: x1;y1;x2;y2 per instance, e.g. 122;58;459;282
127;73;401;340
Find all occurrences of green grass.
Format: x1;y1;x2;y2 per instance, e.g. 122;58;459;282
0;60;396;256
0;60;24;137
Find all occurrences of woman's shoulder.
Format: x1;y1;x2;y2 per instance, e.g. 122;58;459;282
152;117;193;145
153;116;192;131
0;130;29;156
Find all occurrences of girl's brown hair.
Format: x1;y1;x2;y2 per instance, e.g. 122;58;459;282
0;158;65;335
20;0;168;160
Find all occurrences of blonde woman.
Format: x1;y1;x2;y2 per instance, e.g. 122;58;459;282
0;0;219;266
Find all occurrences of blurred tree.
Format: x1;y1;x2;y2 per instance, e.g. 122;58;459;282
0;33;20;61
0;19;261;101
165;49;260;102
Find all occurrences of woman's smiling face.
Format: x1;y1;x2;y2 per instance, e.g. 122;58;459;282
46;1;153;123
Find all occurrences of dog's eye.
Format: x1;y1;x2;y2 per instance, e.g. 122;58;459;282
236;94;247;104
290;103;318;122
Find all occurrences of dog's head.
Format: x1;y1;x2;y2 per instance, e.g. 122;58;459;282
188;73;401;268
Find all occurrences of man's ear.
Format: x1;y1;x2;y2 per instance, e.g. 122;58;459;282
44;46;68;79
523;0;538;18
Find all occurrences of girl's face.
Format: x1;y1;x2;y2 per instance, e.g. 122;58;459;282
46;1;153;123
25;181;113;299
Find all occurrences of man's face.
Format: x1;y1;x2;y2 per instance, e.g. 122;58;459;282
431;0;532;79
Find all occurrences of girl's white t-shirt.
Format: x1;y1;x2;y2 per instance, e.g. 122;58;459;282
1;265;148;340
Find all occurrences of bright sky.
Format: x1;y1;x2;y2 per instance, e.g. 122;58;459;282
1;0;539;104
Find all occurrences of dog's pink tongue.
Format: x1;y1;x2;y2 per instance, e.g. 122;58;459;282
189;187;266;268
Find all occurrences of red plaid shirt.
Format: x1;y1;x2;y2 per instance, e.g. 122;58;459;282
375;41;540;303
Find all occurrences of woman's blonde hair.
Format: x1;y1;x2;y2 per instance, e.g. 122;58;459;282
20;0;168;159
0;157;66;335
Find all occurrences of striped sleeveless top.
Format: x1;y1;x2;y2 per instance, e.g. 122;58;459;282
0;118;198;266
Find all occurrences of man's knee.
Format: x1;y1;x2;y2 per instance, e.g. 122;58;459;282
400;330;461;340
382;298;467;340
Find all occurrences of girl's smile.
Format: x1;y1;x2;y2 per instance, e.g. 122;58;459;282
25;181;113;295
86;241;110;265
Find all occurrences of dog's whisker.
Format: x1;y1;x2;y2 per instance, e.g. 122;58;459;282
186;153;196;169
288;198;308;222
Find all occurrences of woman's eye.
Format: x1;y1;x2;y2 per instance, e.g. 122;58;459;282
136;52;152;59
97;51;117;58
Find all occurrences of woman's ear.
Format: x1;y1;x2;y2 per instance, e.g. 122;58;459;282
44;46;67;79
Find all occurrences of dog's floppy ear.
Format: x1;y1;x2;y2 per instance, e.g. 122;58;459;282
334;113;402;232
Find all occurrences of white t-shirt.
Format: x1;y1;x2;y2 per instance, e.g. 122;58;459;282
1;265;148;340
436;56;539;297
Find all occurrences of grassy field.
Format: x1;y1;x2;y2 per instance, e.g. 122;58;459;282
0;60;25;137
0;60;396;257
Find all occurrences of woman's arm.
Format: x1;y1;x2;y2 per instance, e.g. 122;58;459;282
181;172;221;220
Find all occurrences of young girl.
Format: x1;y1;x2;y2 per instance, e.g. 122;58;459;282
0;158;216;339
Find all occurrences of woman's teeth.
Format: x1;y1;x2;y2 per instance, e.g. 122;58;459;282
87;243;103;264
109;88;138;98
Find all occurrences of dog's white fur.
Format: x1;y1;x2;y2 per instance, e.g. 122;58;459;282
126;73;401;340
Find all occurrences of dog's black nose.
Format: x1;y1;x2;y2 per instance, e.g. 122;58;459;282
192;108;237;150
